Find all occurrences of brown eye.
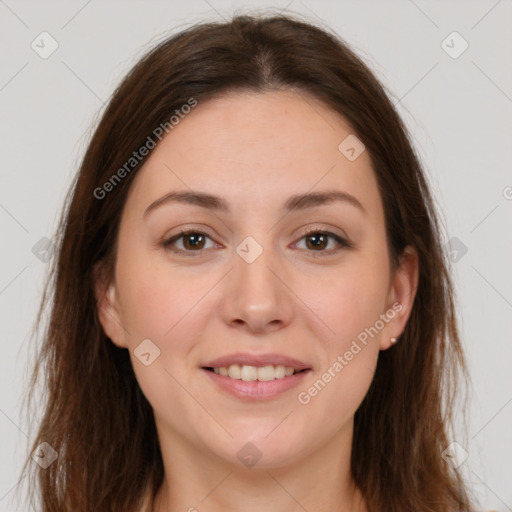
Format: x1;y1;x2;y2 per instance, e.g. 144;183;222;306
295;230;351;256
163;229;351;258
304;233;329;251
181;233;207;250
163;230;216;256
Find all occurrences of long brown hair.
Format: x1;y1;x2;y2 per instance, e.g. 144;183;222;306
18;11;477;511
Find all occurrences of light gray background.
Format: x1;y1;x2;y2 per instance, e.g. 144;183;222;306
1;1;511;510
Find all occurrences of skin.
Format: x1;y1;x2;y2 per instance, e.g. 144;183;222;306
95;89;419;512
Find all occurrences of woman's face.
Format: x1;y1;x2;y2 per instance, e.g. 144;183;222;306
96;89;418;469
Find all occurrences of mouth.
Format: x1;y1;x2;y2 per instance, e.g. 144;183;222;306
200;353;312;401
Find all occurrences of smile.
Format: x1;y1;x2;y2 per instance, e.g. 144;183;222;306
205;364;304;381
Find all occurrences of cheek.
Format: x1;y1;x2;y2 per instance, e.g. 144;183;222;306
116;248;209;343
116;255;213;431
298;260;388;347
298;282;381;430
118;271;173;340
293;261;386;414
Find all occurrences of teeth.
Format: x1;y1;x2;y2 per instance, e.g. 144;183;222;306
212;364;300;381
228;365;241;379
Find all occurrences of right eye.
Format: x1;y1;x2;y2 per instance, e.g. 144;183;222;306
163;230;218;256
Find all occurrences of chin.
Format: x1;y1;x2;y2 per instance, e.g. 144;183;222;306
207;431;305;470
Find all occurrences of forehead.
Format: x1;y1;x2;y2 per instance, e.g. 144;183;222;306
125;89;382;219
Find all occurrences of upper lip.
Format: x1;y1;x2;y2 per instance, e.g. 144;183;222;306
202;353;312;371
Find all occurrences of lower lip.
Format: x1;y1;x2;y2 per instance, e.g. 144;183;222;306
201;368;311;401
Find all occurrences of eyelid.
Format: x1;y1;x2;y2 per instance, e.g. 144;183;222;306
292;227;352;255
162;225;352;256
162;228;219;256
296;225;350;243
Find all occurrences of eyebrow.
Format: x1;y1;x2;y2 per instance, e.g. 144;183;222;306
143;189;366;218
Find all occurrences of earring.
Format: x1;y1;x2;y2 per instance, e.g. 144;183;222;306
390;337;398;344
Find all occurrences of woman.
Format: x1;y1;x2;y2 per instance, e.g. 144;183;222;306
19;12;478;512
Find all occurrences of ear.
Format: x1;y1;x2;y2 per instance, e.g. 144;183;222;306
380;245;419;350
93;261;128;349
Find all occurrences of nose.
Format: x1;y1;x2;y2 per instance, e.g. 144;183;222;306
220;242;294;334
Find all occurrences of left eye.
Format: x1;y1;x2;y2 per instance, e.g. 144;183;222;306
163;230;350;256
294;231;350;255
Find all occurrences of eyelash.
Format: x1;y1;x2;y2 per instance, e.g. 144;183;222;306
162;228;352;258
